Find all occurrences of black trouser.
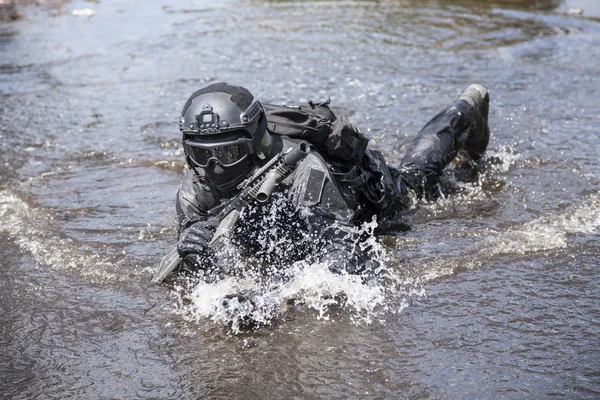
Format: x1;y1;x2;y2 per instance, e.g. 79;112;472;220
397;99;489;200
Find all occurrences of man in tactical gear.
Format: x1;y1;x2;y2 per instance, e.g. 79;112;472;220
154;82;490;284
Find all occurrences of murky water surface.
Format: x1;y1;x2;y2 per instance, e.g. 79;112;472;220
1;0;599;398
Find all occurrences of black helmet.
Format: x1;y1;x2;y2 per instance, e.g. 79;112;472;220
180;83;270;190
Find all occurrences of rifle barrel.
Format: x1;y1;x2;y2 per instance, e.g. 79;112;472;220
283;142;310;165
256;142;310;203
256;170;280;203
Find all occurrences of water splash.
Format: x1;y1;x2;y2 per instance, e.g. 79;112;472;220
404;193;600;285
0;190;124;283
172;214;409;333
490;194;600;254
485;145;521;174
412;146;519;220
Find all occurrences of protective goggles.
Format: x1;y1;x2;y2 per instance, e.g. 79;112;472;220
183;137;254;168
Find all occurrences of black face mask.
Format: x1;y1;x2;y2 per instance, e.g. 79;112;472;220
200;153;256;191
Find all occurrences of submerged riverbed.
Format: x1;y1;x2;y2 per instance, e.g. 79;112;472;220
1;0;599;398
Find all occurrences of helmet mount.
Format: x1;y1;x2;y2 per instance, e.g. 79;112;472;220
194;103;221;134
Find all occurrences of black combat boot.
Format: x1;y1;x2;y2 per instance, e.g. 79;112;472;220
458;84;490;162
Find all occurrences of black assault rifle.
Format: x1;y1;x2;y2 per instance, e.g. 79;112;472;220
152;142;310;284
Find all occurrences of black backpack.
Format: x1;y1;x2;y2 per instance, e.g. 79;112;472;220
263;100;405;220
262;100;369;164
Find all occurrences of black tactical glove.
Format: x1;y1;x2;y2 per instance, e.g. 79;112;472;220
177;222;215;269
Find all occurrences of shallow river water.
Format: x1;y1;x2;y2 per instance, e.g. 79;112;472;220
1;0;599;398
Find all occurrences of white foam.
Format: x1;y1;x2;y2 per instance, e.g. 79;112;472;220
176;260;393;333
0;190;121;283
490;194;600;255
175;216;406;333
409;193;600;284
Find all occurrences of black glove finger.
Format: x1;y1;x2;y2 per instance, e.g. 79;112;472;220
180;225;213;246
180;231;206;247
177;240;207;258
186;224;214;242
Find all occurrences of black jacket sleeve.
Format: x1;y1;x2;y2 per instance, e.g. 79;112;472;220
175;167;223;268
